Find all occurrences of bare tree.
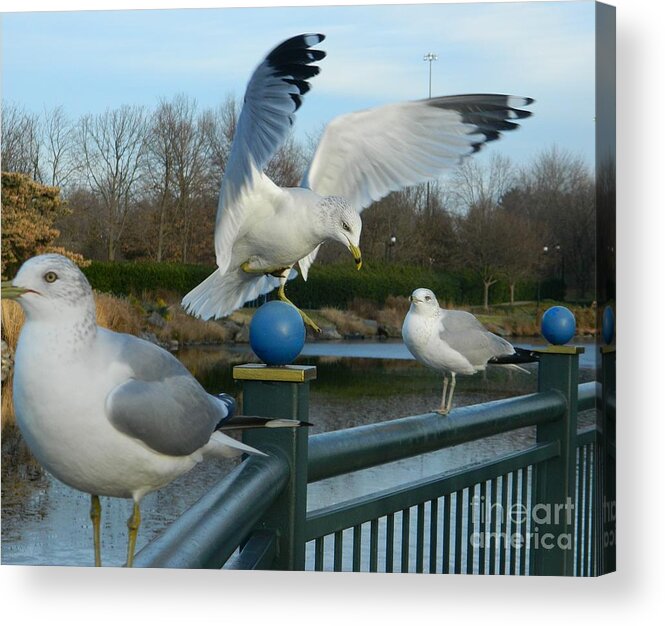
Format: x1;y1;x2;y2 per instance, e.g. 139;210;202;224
164;95;211;263
41;105;78;189
78;105;148;260
146;99;177;261
450;154;517;309
497;210;544;304
503;146;595;298
1;101;41;180
451;153;516;213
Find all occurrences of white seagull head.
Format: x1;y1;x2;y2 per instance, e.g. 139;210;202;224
2;254;94;322
319;195;363;269
408;288;441;317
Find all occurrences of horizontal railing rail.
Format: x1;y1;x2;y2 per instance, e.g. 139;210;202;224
134;454;289;569
577;381;600;413
308;390;567;482
306;441;559;541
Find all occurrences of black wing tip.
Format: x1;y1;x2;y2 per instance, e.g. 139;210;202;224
488;348;540;365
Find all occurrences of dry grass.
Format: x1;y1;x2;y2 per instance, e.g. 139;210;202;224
319;307;376;336
1;300;25;431
1;299;24;351
157;308;235;344
94;291;142;335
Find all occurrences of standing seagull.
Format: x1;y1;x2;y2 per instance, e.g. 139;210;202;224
402;288;533;415
182;33;534;330
2;254;305;567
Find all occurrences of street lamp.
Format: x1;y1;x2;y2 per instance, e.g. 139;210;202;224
423;52;438;98
385;234;397;262
423;52;438;212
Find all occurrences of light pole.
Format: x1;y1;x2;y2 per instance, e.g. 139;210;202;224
423;52;438;98
423;52;437;212
385;234;397;262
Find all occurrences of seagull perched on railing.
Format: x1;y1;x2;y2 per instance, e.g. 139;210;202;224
402;288;535;415
182;33;534;331
2;254;308;567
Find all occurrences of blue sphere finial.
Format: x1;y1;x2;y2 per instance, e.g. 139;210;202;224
249;301;306;365
541;306;576;345
602;305;615;344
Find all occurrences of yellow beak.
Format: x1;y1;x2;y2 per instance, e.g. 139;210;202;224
348;243;362;270
1;281;32;300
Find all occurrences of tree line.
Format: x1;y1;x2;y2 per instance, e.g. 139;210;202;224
1;96;596;305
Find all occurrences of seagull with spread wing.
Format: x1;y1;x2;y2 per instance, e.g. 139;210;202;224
182;34;534;331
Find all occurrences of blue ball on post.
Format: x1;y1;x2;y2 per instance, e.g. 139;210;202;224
541;305;576;345
249;301;306;365
602;305;615;344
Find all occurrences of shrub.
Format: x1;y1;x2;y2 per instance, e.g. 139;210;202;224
83;261;214;296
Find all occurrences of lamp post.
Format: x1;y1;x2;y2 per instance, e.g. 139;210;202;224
423;52;438;98
385;234;397;262
423;52;438;213
536;245;549;314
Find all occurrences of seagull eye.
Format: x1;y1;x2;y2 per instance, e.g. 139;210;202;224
342;222;350;232
44;271;58;284
425;296;431;301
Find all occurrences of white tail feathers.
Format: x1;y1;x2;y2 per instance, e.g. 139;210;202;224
181;269;280;320
203;431;267;459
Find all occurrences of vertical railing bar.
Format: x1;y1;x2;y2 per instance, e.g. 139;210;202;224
352;524;362;572
416;502;425;573
518;468;526;575
510;470;519;575
401;508;411;573
479;480;487;575
528;465;537;575
466;485;475;574
454;490;464;575
386;513;395;573
429;498;439;574
500;474;508;575
489;478;498;574
588;441;595;576
577;445;587;577
370;518;379;573
573;446;582;576
333;530;343;572
314;536;324;572
443;495;451;575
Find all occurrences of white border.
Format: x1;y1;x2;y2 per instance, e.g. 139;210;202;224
2;0;662;624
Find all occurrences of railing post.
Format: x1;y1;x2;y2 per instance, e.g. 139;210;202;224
600;347;616;573
532;346;583;576
233;364;316;571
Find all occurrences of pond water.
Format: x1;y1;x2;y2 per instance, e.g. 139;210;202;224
0;338;598;568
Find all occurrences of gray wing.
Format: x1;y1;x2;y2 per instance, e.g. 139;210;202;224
439;309;514;367
104;331;226;457
214;34;325;274
303;95;533;212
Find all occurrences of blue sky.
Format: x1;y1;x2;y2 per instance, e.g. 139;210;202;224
1;1;596;169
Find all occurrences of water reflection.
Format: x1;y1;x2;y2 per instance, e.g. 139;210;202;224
1;339;597;567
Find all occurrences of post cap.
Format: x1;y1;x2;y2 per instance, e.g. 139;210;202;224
531;345;585;355
233;363;317;383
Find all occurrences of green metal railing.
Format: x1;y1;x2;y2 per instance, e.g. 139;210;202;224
134;347;615;576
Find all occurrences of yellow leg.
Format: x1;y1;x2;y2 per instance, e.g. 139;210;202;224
125;502;141;568
445;373;457;414
436;376;450;415
278;283;321;333
90;495;102;567
241;260;320;332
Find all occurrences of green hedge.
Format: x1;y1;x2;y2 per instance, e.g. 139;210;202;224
83;261;214;296
83;259;564;307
